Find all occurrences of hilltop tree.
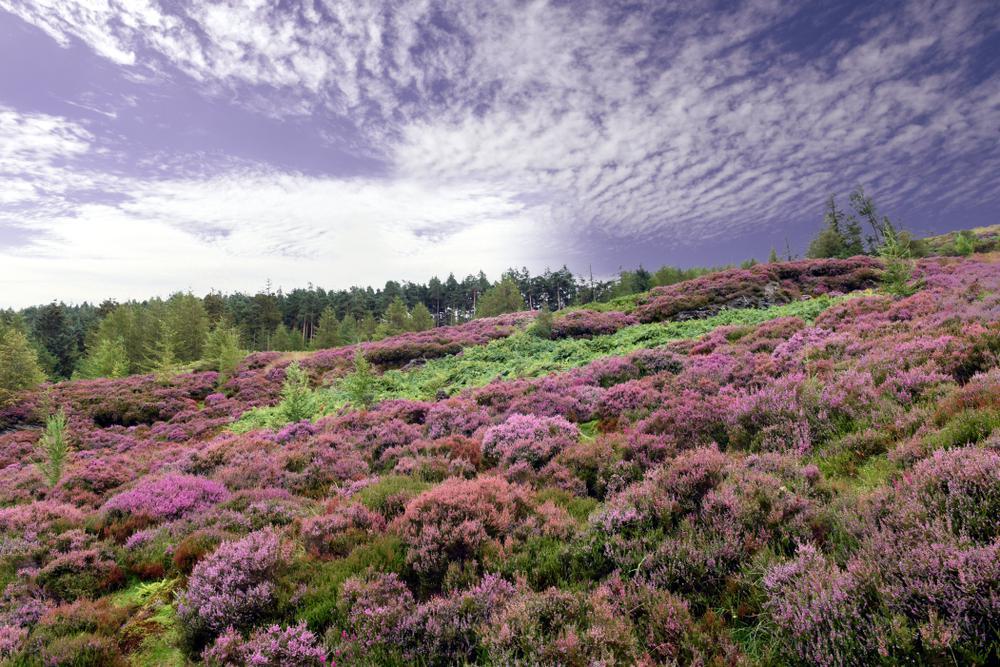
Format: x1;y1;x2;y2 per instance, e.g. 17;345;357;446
166;292;209;361
338;315;359;345
75;336;128;379
33;303;78;379
476;277;526;318
311;307;342;350
385;297;411;335
204;325;244;385
410;302;434;332
0;327;46;406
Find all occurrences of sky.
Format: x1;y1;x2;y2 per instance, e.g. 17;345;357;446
0;0;998;308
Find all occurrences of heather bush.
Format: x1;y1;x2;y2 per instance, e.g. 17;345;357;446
335;571;413;657
35;547;124;602
396;476;534;592
204;622;327;666
102;473;230;524
39;632;129;666
301;503;386;558
482;586;639;666
550;309;638;338
178;528;288;652
401;574;516;664
763;544;886;666
481;413;579;469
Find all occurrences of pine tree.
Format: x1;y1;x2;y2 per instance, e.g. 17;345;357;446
476;278;526;318
166;292;209;361
33;303;78;379
385;297;410;334
75;336;128;379
410;302;434;332
150;319;178;382
338;315;359;345
529;305;553;339
311;307;342;350
205;325;244;386
279;362;315;423
0;327;46;406
340;351;379;409
768;247;780;263
35;408;69;487
270;324;304;351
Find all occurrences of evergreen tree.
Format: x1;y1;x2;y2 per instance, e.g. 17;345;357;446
279;362;315;422
768;247;780;263
33;303;77;379
0;327;46;406
311;307;342;350
385;297;411;334
35;408;69;487
340;351;379;409
270;324;305;351
338;315;359;345
410;302;434;332
166;292;209;361
359;313;378;341
476;277;526;318
204;325;244;386
528;305;553;339
150;319;178;382
75;336;128;379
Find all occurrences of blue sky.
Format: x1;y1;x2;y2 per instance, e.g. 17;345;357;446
0;0;998;307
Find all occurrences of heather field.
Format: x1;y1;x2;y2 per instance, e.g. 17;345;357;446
1;255;999;666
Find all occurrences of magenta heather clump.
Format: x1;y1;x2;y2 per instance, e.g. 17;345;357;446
102;473;230;522
203;622;327;666
177;529;288;651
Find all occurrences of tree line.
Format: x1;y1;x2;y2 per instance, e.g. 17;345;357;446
0;186;953;392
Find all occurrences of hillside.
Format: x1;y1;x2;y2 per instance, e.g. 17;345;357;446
1;254;998;665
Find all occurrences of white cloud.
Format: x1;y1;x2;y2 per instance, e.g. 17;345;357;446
1;168;563;307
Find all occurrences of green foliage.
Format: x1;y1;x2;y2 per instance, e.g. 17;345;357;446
297;535;406;632
476;277;526;318
410;302;435;332
270;324;306;351
0;325;46;405
356;475;433;517
279;362;316;423
385;297;411;335
528;305;553;338
165;292;209;361
379;295;850;402
204;325;244;385
311;306;342;349
338;315;360;345
878;223;918;297
36;408;70;487
150;319;178;382
807;194;865;259
924;408;1000;451
340;351;380;409
953;230;976;256
75;336;129;379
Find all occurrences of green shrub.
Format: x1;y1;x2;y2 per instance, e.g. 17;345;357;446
36;408;70;487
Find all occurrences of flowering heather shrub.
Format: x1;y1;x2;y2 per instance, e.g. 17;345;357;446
482;586;639;665
338;572;414;653
40;633;128;666
634;257;881;322
764;544;883;666
401;574;516;664
301;503;385;558
102;473;230;524
0;625;26;659
396;476;534;591
481;413;579;469
907;446;1000;541
204;622;327;666
550;309;638;338
424;398;490;438
178;529;288;651
35;547;124;601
